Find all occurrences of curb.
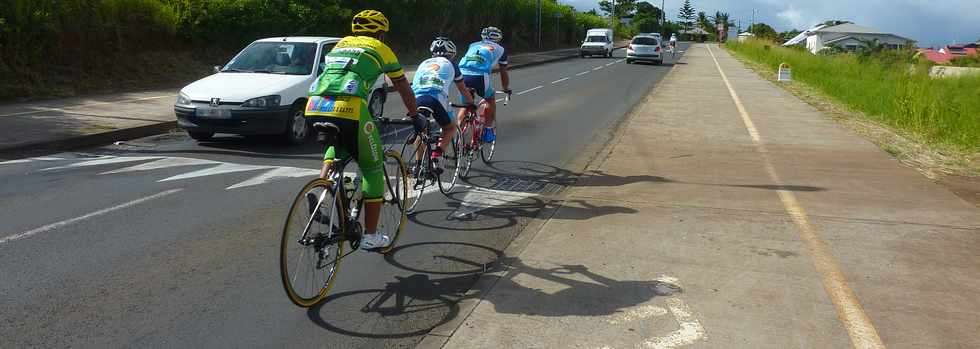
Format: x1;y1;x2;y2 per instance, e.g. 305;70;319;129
414;43;663;349
414;42;675;349
0;121;177;160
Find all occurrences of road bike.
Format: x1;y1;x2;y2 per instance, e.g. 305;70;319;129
399;107;463;213
456;89;511;178
280;121;409;308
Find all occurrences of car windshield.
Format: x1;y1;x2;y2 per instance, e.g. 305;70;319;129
632;37;658;45
222;42;317;75
586;36;608;43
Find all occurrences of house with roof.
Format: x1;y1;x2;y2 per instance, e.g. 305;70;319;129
917;44;979;64
783;23;915;54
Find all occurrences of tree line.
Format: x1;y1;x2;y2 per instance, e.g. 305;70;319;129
0;0;609;100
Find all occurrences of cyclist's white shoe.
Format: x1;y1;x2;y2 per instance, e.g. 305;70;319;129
360;233;392;250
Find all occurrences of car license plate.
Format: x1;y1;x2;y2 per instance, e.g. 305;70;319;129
196;107;231;118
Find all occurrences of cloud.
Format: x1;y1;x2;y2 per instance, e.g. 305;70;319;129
776;6;806;30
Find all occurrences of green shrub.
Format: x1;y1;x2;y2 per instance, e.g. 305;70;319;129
726;39;980;151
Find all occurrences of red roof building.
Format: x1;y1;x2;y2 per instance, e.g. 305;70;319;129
918;44;979;64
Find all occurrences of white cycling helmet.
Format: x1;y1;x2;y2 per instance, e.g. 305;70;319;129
481;27;503;42
430;36;457;58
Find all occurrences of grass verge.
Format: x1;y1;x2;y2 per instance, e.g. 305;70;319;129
724;40;980;179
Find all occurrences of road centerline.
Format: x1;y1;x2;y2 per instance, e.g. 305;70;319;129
551;77;571;84
706;43;885;349
0;188;183;245
516;86;544;96
576;71;590;76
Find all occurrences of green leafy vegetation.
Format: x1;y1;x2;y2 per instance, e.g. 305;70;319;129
0;0;601;101
726;39;980;152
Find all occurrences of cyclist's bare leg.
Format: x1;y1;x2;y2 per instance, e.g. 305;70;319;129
365;201;380;233
484;98;497;128
438;121;457;152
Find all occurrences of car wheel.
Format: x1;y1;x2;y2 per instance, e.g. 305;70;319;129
626;59;633;64
368;88;386;121
188;131;214;141
607;50;613;58
283;103;309;145
580;52;585;58
655;60;663;66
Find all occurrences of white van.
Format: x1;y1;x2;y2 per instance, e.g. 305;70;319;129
174;37;389;144
580;28;614;58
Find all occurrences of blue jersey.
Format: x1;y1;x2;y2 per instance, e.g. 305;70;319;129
458;40;508;76
412;57;462;110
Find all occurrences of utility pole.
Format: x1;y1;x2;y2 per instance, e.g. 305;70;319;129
556;12;561;48
537;0;542;48
661;0;666;34
750;9;756;33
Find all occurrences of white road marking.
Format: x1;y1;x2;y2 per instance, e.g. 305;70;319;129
606;304;668;324
706;44;884;348
615;59;625;63
576;71;590;76
516;85;543;96
0;189;182;245
101;157;218;174
227;167;319;189
643;298;706;349
593;66;604;71
451;186;539;219
551;77;570;84
39;156;160;171
0;159;33;165
159;163;269;182
606;62;616;67
0;95;173;118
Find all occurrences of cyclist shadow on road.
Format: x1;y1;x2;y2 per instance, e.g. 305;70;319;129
306;250;680;338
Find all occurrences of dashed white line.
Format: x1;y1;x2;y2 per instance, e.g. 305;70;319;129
551;77;571;84
0;189;183;245
576;71;590;76
593;66;605;71
606;62;616;67
516;86;543;96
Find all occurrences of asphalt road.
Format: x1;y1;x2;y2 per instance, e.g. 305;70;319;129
0;45;689;348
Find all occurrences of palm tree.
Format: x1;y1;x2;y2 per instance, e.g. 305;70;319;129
857;38;886;55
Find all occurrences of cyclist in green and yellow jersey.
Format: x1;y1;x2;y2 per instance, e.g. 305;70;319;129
305;9;420;250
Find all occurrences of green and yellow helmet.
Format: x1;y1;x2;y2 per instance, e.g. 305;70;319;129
352;10;390;34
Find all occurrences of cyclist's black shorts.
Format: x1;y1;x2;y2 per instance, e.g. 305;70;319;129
461;74;493;99
416;95;453;126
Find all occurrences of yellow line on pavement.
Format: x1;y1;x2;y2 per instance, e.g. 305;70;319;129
705;44;885;349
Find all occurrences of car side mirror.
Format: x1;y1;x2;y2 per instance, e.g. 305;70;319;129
213;66;222;74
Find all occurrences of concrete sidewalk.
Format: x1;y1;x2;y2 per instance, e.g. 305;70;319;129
424;44;980;348
0;45;595;159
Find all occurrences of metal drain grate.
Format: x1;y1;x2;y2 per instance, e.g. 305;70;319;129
488;176;564;195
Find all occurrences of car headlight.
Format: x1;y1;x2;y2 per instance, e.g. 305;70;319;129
176;93;192;107
241;95;281;108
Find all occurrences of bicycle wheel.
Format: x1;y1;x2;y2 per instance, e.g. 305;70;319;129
378;150;408;254
400;133;428;212
280;178;345;307
458;120;477;178
480;126;496;163
437;125;461;194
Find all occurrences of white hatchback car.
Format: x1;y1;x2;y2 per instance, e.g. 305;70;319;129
174;37;388;144
626;35;663;65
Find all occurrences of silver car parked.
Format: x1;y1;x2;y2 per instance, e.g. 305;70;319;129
626;36;663;65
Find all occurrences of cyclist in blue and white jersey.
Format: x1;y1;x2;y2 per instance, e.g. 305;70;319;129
412;37;476;160
456;27;511;142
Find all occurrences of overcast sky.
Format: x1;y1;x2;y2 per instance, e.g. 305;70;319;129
563;0;979;48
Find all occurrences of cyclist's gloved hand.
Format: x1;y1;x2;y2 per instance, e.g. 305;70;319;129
409;112;427;133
